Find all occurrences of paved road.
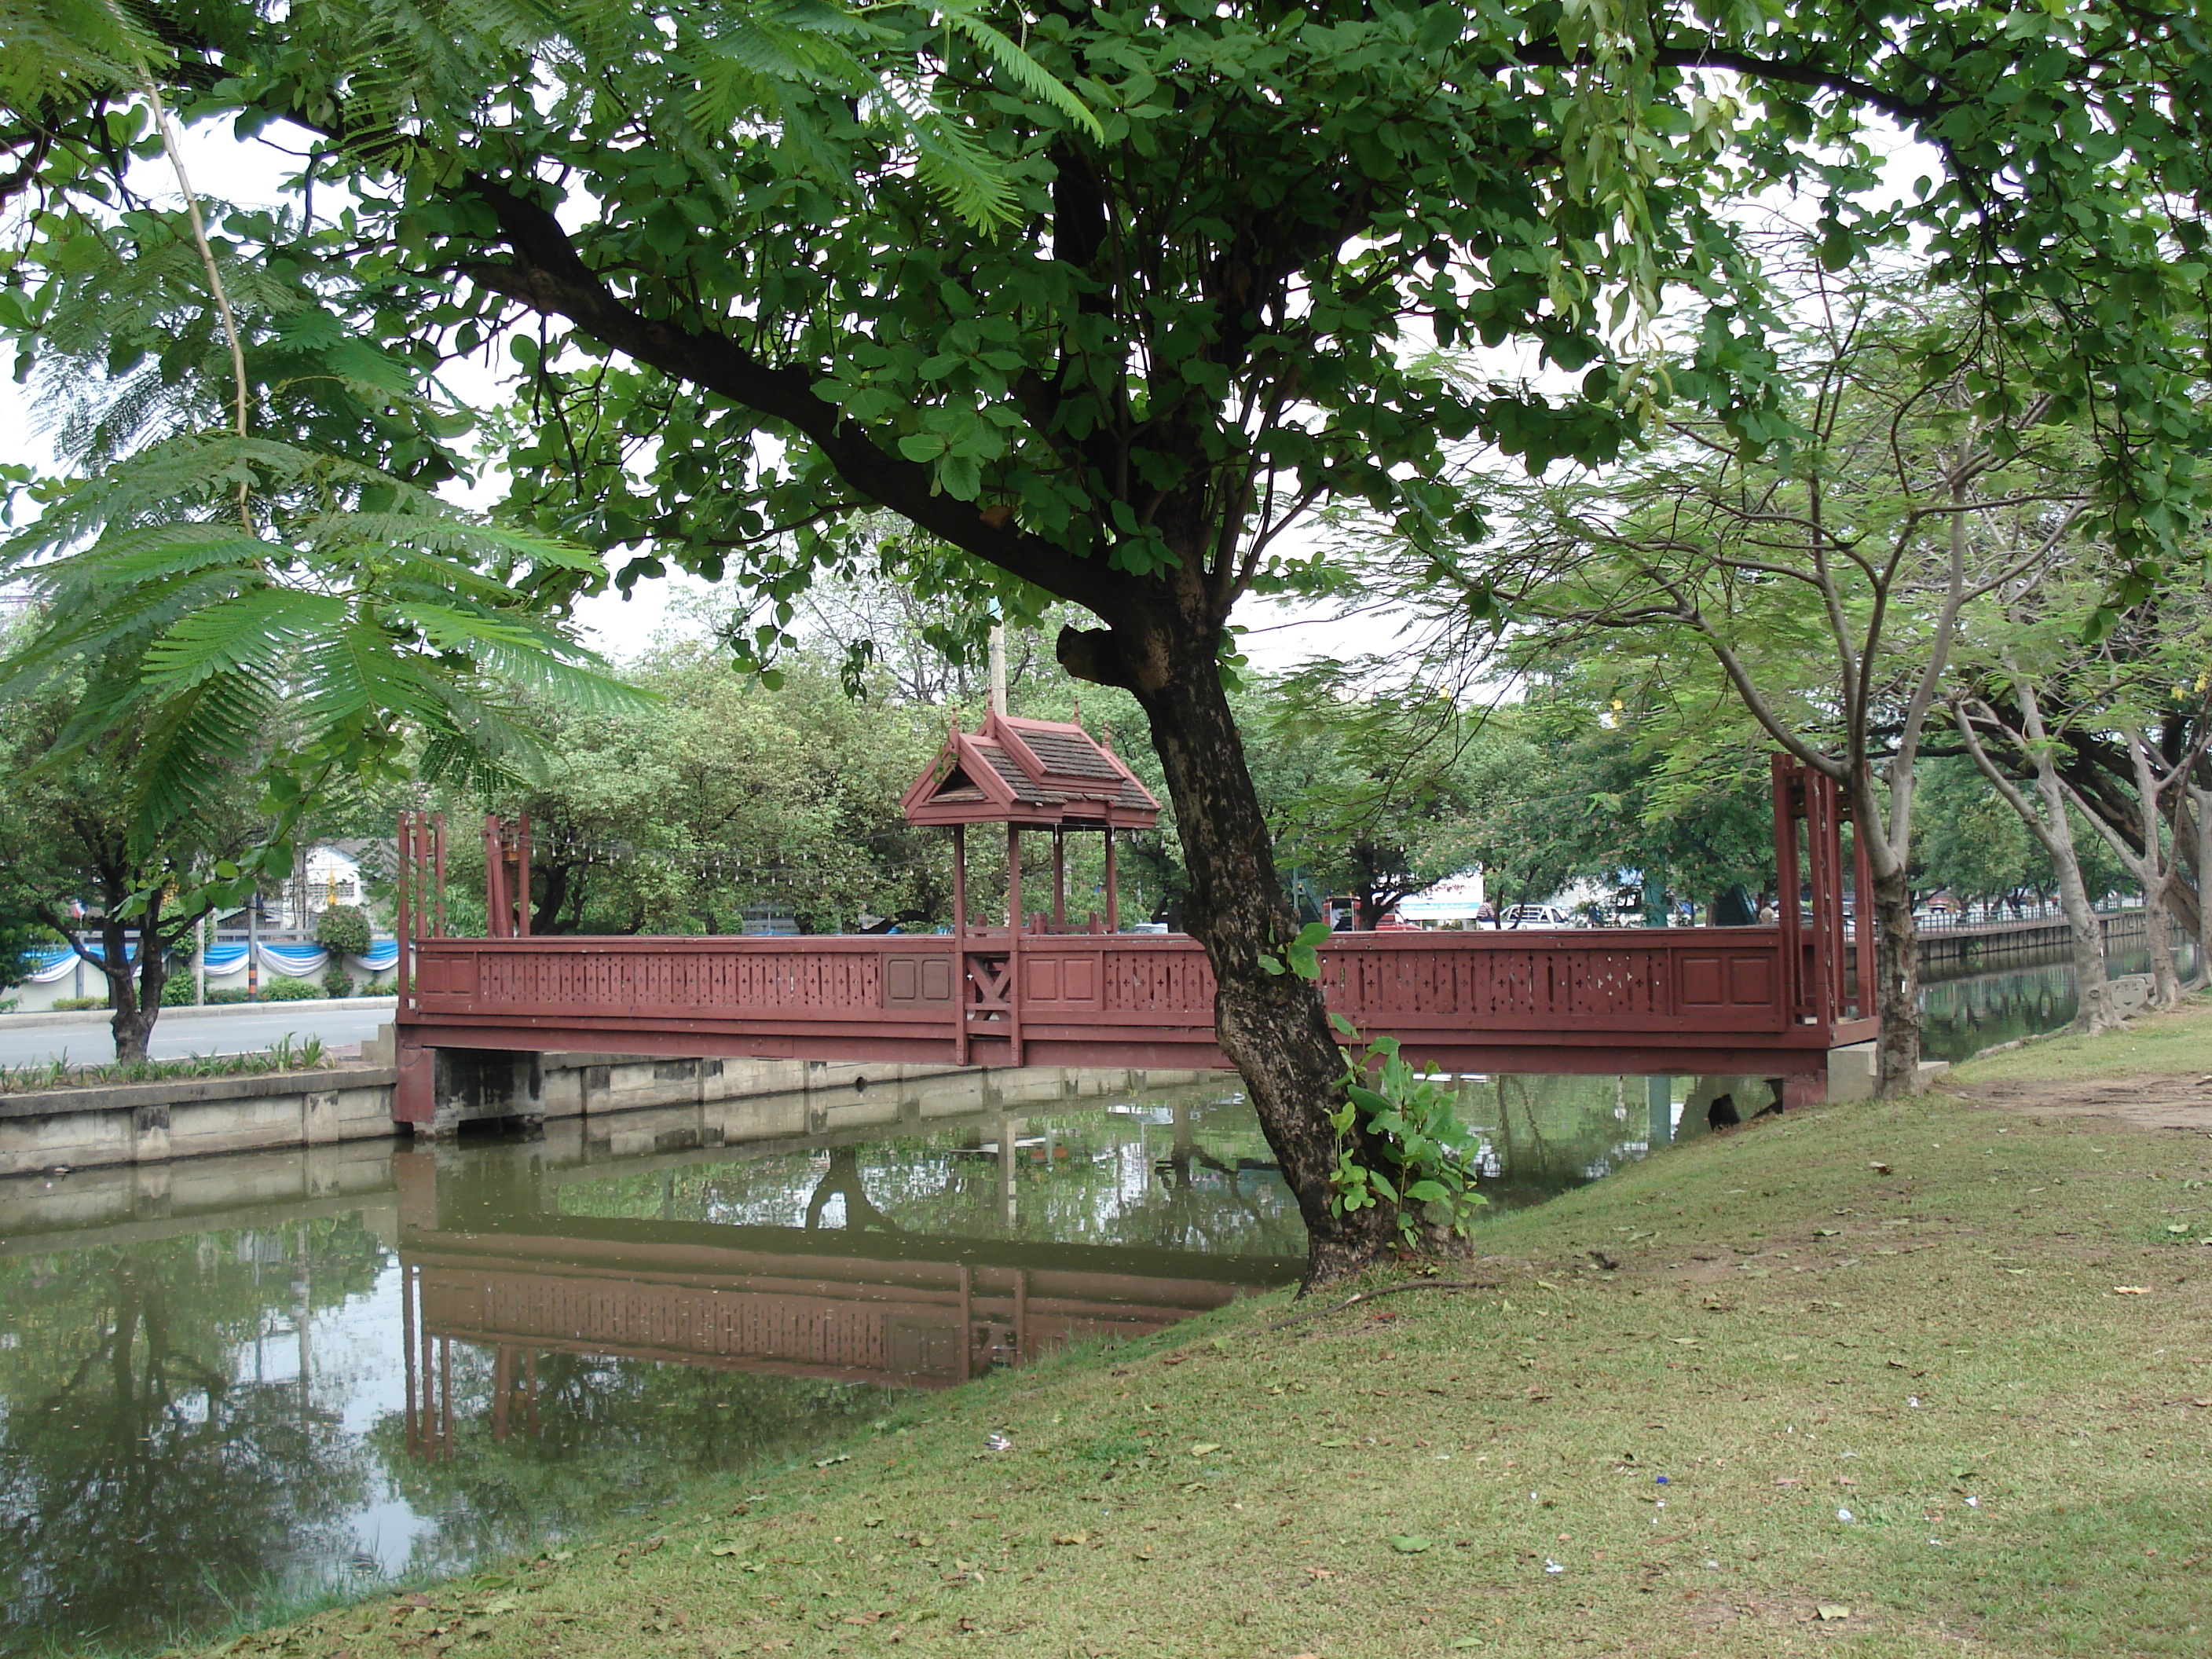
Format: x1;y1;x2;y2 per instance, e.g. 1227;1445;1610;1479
0;1004;394;1068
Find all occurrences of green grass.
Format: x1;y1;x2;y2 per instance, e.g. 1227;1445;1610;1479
1946;991;2212;1086
163;1087;2212;1659
0;1034;328;1094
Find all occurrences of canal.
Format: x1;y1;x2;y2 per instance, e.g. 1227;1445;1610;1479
0;949;2177;1654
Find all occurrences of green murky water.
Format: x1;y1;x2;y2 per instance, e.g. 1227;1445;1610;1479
0;1064;1668;1656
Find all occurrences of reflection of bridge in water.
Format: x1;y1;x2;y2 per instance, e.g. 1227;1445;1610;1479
394;1119;1298;1459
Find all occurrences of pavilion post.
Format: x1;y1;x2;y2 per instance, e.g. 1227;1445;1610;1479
1007;825;1024;1064
953;824;968;935
1851;809;1874;1020
431;814;446;939
1104;830;1119;932
1052;826;1065;930
396;813;413;1005
952;824;969;1065
483;815;508;938
1772;756;1805;1021
515;813;533;937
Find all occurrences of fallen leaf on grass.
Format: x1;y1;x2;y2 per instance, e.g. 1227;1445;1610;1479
1868;1162;1892;1175
1388;1535;1433;1553
1815;1604;1852;1621
2113;1286;2152;1295
1053;1532;1089;1547
1302;1566;1335;1580
1190;1442;1221;1456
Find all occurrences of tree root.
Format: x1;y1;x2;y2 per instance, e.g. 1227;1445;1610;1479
1265;1276;1500;1334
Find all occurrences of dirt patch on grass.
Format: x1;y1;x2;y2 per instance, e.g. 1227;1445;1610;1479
1944;1073;2212;1131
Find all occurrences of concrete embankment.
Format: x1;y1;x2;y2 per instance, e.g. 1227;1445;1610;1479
0;1035;1209;1177
1916;906;2145;968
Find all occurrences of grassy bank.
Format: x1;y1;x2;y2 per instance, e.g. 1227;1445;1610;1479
176;1038;2211;1659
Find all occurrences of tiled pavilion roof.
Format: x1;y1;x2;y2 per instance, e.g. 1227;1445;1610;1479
901;711;1160;830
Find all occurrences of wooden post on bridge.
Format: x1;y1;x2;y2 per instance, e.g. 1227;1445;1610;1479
953;824;969;1066
1052;826;1066;929
1007;825;1024;1065
1105;830;1119;932
483;815;507;938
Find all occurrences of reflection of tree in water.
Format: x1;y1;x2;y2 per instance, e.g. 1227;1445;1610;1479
1918;943;2202;1062
0;1222;382;1654
368;1354;887;1582
552;1091;1302;1258
1461;1075;1645;1208
804;1147;901;1232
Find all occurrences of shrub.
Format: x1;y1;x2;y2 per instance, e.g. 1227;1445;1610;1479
259;976;326;1002
207;988;253;1005
321;967;357;999
314;903;372;959
50;995;110;1011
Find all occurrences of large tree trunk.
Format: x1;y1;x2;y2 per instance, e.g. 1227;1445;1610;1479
1064;614;1401;1288
2184;786;2212;993
2140;872;2182;1009
98;908;158;1065
2049;825;2119;1033
1870;862;1922;1096
2029;764;2120;1033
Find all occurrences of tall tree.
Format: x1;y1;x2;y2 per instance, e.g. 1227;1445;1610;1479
0;655;261;1057
9;2;2210;1274
1434;269;2111;1092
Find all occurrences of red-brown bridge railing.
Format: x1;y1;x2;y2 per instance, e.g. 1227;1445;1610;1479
391;760;1875;1122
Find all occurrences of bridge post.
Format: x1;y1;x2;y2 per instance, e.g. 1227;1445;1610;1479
394;1032;434;1124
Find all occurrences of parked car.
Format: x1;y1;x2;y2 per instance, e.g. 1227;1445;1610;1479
1501;904;1577;928
1373;912;1420;932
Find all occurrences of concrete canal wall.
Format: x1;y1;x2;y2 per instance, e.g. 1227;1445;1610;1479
1916;907;2145;969
0;1028;1213;1177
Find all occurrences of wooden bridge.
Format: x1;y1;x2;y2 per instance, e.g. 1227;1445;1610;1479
392;734;1875;1125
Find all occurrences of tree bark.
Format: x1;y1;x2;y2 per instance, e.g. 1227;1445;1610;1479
1062;613;1402;1288
2187;785;2212;993
97;902;163;1066
2050;833;2118;1031
2141;871;2182;1008
1869;862;1921;1096
1952;694;2119;1034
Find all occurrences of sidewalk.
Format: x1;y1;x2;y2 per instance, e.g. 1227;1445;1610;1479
0;995;396;1031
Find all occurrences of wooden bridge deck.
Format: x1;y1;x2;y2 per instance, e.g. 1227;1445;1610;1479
390;755;1875;1122
394;925;1874;1123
